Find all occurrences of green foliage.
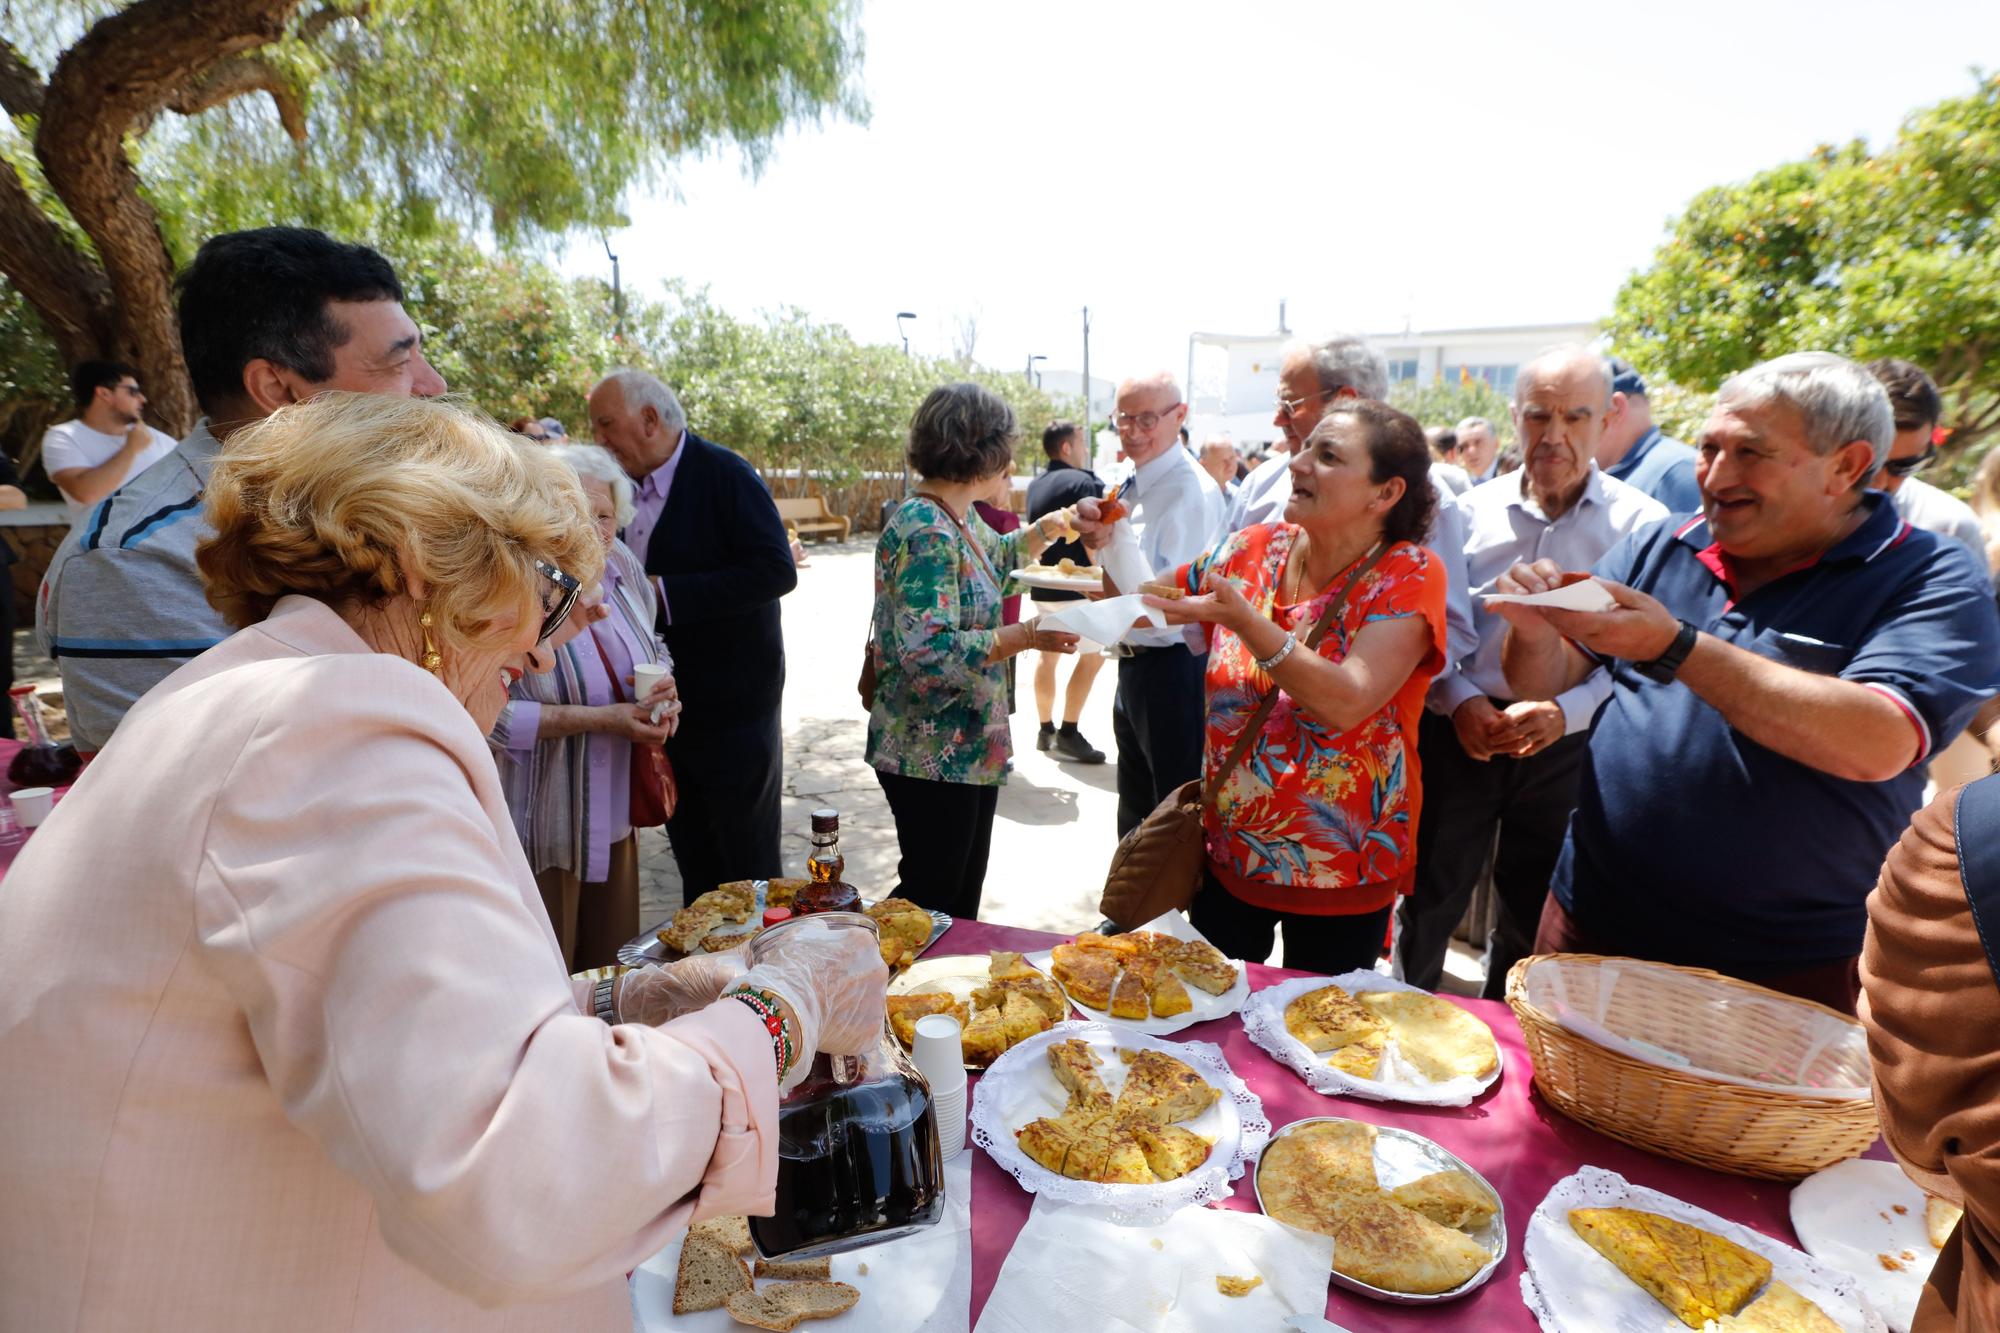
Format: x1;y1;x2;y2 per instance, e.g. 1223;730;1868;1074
1388;374;1517;446
1610;72;2000;455
1638;381;1716;451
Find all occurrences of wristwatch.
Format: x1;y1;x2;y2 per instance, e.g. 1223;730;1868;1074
593;976;619;1024
1635;618;1699;683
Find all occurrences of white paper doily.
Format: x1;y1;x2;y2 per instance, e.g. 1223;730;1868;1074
1022;912;1249;1038
970;1020;1269;1226
1241;972;1503;1106
1519;1165;1888;1333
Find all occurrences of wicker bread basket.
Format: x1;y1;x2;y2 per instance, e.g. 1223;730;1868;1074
1505;953;1877;1181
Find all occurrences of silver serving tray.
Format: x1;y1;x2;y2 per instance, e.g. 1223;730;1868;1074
1252;1115;1507;1306
619;884;950;968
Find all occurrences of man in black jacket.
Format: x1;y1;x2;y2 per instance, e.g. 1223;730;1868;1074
1024;419;1107;762
588;369;798;895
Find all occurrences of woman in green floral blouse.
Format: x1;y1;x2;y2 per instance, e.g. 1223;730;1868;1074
866;383;1089;918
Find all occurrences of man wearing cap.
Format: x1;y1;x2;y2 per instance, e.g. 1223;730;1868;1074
1596;360;1702;512
1499;352;2000;1014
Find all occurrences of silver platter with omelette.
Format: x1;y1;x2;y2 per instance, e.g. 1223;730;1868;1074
1253;1116;1506;1305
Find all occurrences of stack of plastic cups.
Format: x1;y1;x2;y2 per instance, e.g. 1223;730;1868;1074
909;1013;968;1161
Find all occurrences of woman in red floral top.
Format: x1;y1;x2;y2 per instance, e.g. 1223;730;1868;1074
1145;401;1448;972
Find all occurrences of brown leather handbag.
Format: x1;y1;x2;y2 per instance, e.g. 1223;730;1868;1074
1098;544;1388;930
587;631;677;826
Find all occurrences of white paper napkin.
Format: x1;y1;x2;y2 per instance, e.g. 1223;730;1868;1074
1479;577;1617;612
631;1152;974;1333
1036;593;1163;651
974;1197;1334;1333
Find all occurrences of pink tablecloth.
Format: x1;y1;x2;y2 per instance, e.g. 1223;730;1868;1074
944;918;1876;1331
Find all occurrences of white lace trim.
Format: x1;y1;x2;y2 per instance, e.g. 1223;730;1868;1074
1518;1165;1888;1332
1240;971;1503;1107
969;1020;1270;1226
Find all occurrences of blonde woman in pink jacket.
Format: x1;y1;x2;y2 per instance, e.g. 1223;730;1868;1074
0;394;884;1331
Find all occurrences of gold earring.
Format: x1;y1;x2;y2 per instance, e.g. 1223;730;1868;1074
419;609;443;676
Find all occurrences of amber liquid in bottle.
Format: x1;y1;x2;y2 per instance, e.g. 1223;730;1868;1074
793;807;861;915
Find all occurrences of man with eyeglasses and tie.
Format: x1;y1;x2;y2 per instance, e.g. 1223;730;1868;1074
1097;371;1224;836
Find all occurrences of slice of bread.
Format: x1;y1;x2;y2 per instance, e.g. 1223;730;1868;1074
672;1233;752;1314
723;1280;861;1330
688;1214;754;1256
753;1256;833;1280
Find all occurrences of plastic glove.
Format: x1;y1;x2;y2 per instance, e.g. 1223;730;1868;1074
730;918;888;1074
616;952;746;1026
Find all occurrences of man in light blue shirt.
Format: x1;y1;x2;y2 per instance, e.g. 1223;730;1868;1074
1102;371;1222;835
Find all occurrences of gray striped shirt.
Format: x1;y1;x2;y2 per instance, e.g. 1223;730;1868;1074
36;420;228;752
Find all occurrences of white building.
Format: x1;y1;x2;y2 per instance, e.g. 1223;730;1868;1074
1185;320;1602;450
1034;368;1115;428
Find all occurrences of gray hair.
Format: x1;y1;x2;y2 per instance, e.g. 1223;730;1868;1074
1717;351;1895;477
597;367;688;435
1515;345;1613;409
1456;416;1497;438
546;442;637;528
1289;334;1388;402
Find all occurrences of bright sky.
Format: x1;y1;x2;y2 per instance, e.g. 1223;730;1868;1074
563;0;2000;391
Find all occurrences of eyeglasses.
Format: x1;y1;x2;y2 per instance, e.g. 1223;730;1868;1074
1113;404;1183;433
1274;386;1337;420
534;559;581;643
1880;445;1936;480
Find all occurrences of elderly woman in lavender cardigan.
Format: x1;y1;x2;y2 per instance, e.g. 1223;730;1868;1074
492;443;681;969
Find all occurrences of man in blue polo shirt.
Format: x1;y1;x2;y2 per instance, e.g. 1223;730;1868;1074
1495;351;2000;1014
1595;359;1701;512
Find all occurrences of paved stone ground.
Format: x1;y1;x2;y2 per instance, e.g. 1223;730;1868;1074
635;536;1124;938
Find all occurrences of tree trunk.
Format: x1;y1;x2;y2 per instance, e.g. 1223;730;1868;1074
32;0;304;435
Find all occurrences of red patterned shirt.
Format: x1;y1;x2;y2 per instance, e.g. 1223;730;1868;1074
1173;526;1446;916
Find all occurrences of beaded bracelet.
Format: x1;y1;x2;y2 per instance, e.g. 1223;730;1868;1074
726;985;796;1079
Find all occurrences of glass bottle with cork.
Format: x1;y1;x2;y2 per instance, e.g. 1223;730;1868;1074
793;807;861;915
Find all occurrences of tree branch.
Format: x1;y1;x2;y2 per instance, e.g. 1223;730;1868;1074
37;0;308;432
0;156;115;363
0;38;45;118
299;1;368;42
166;55;305;140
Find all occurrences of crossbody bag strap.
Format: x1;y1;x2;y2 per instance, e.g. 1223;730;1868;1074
1954;772;2000;991
913;491;1005;597
1197;542;1390;809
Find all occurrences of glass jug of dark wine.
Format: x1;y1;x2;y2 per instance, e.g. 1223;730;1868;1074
8;686;78;788
746;912;944;1261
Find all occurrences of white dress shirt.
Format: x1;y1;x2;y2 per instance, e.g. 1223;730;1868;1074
1891;477;1991;587
1125;445;1224;649
1221;450;1292;534
1432;464;1668;732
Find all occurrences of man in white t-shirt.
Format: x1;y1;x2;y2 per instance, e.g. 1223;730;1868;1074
40;361;178;522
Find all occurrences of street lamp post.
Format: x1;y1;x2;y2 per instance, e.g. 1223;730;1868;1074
896;312;917;503
602;235;624;343
1026;354;1046;389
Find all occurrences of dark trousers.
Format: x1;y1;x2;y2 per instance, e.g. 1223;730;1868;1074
1398;708;1587;999
875;768;999;920
1113;646;1208;837
664;712;783;896
1190;864;1391;974
0;587;15;740
1533;892;1863;1016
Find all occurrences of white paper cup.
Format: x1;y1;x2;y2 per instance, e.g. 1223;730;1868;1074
929;1082;967;1160
11;786;52;828
911;1013;969;1091
630;663;669;723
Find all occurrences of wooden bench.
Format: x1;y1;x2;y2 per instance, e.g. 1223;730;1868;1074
774;494;851;543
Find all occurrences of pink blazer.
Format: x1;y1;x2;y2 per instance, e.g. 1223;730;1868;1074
0;596;777;1330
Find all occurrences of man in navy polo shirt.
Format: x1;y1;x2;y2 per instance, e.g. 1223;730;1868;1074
1495;352;2000;1014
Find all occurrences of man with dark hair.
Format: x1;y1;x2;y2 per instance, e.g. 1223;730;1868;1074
40;361;178;522
1867;358;1986;570
1025;419;1107;762
1595;359;1701;512
38;227;446;752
